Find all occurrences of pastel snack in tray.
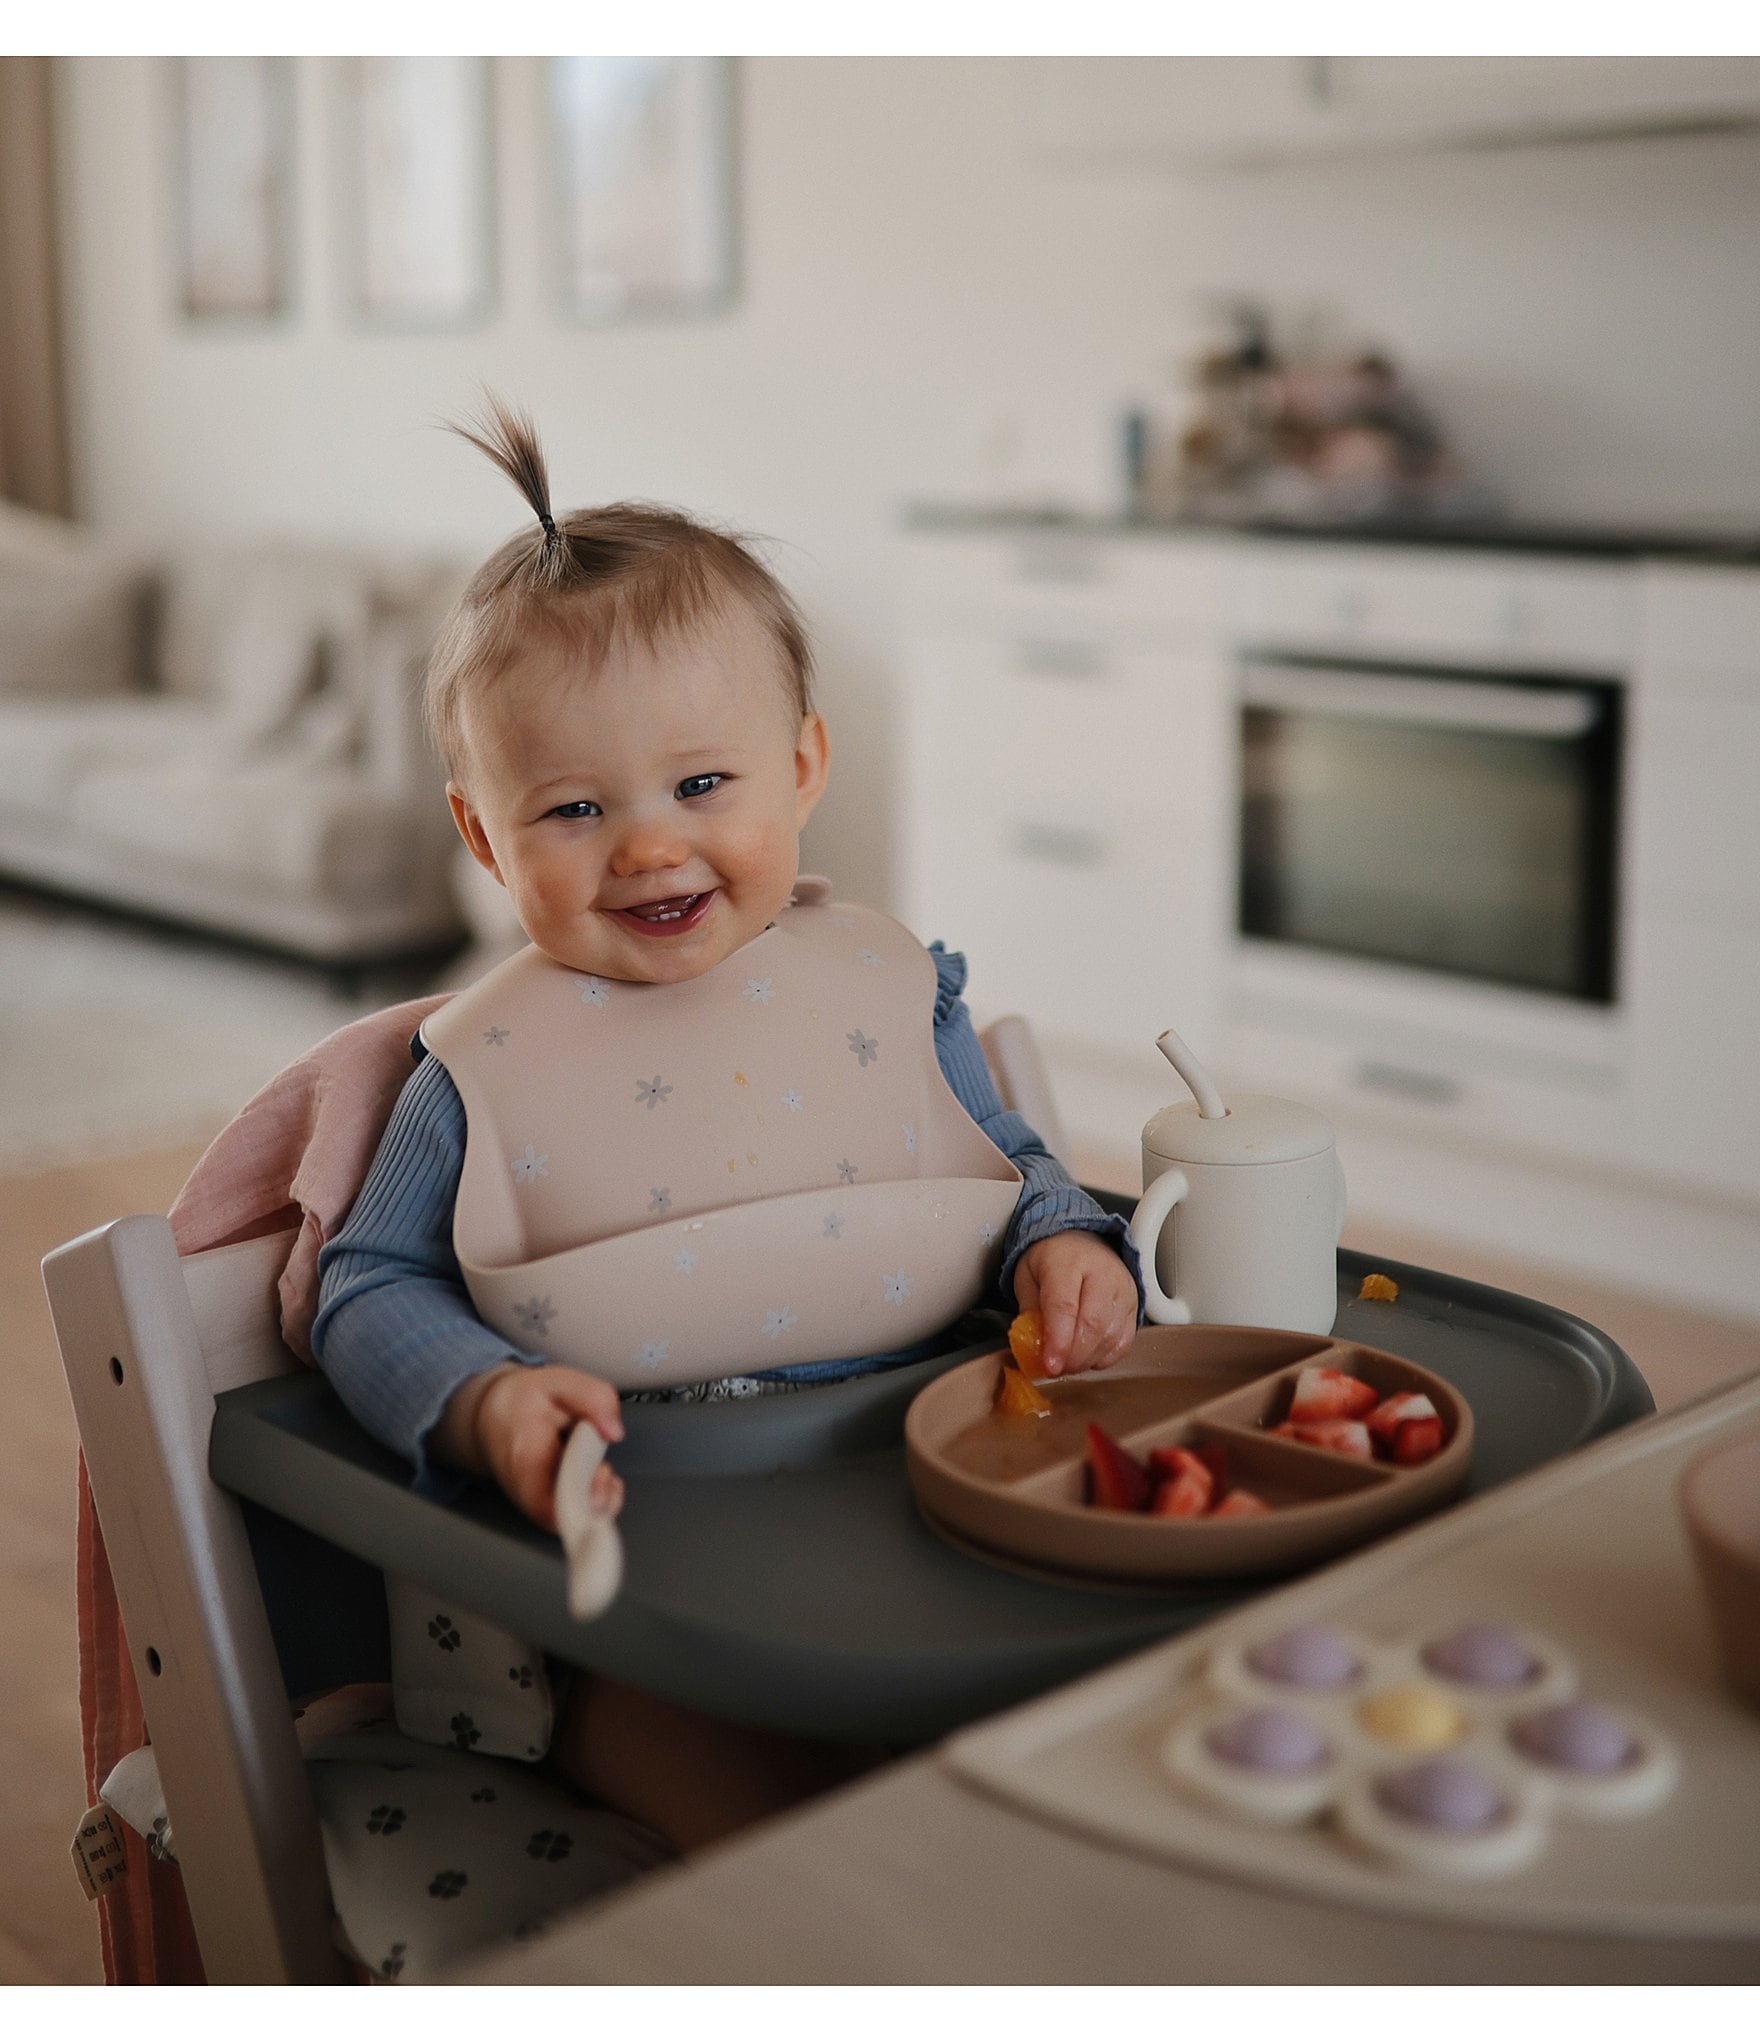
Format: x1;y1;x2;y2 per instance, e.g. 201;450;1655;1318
1168;1618;1678;1880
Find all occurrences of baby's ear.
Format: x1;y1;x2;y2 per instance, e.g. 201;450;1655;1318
794;712;830;823
448;784;505;883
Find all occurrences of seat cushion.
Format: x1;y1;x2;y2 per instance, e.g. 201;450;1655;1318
305;1726;673;1982
0;698;216;819
101;1712;673;1984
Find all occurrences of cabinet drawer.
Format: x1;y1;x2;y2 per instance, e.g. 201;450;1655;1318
900;793;1206;1058
904;530;1223;635
1227;546;1634;673
902;629;1209;810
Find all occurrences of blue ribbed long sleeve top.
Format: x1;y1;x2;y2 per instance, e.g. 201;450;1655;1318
312;943;1142;1488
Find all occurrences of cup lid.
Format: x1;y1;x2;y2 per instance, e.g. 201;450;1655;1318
1144;1093;1334;1165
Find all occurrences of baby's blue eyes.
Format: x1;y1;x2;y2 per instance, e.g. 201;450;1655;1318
545;775;723;821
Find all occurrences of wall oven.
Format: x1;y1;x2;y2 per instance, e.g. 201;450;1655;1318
1238;655;1622;1007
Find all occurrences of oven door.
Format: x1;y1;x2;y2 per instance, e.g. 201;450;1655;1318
1238;658;1620;1003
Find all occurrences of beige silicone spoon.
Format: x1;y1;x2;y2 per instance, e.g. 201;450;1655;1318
555;1422;625;1620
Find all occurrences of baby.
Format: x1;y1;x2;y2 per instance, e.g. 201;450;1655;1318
313;398;1142;1849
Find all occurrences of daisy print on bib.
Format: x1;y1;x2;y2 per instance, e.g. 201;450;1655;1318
511;1144;549;1184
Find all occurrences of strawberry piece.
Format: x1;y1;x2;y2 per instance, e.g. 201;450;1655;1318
1085;1423;1152;1511
1194;1439;1232;1489
1288;1366;1380;1424
1150;1466;1212;1516
1367;1392;1438;1448
1391;1414;1445;1466
1283;1418;1374;1461
1148;1447;1214;1518
1211;1487;1272;1517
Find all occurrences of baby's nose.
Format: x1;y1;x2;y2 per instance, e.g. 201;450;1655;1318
609;814;690;876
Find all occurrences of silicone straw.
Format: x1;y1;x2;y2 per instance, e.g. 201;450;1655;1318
1156;1027;1228;1120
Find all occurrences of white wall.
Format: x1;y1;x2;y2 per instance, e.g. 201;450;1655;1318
55;57;1760;898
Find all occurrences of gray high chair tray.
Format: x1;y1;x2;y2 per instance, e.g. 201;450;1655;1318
209;1224;1652;1748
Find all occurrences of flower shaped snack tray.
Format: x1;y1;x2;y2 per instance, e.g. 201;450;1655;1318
905;1326;1473;1585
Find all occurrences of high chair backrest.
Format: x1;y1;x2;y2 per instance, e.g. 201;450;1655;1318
44;1214;350;1984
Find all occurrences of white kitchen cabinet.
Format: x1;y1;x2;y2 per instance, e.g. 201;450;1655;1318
1623;566;1760;1202
898;534;1231;1066
1029;55;1760;170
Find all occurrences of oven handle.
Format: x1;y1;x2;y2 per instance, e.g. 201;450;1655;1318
1240;663;1602;739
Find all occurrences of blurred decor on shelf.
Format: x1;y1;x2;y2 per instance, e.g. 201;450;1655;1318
170;56;296;323
342;56;496;331
1129;304;1497;527
548;56;737;322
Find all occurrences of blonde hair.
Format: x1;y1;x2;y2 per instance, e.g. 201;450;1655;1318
427;395;815;779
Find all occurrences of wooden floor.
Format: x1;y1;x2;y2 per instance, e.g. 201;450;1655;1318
5;1137;1758;1986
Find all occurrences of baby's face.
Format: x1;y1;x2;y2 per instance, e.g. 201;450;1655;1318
449;601;829;985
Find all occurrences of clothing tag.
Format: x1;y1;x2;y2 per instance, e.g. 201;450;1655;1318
71;1804;130;1901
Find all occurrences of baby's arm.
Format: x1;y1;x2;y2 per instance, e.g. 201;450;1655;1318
930;945;1144;1376
313;1049;621;1525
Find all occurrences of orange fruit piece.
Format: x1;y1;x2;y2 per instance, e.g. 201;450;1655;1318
1357;1272;1400;1303
994;1362;1052;1417
1007;1309;1045;1371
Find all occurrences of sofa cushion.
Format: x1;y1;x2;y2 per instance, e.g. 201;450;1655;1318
156;545;372;744
0;698;215;819
0;541;152;701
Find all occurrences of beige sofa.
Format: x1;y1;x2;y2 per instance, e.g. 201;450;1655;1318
0;503;469;965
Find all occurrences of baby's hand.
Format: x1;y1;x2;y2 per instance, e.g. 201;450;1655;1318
1012;1231;1139;1377
438;1362;625;1533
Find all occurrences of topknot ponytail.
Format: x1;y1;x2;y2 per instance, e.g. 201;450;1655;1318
446;391;569;588
426;392;817;780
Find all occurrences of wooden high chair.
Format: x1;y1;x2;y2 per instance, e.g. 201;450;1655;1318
45;1216;665;1985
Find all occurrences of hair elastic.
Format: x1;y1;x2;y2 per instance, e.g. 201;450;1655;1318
539;511;558;539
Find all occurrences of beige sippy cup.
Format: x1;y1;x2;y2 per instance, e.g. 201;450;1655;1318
1130;1028;1346;1338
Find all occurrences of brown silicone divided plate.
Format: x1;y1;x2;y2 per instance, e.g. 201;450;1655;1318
904;1326;1473;1584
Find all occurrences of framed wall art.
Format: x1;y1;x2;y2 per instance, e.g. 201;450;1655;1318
341;55;496;329
548;56;737;322
171;56;296;321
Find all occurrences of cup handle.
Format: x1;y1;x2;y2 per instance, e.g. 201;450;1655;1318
1130;1167;1193;1325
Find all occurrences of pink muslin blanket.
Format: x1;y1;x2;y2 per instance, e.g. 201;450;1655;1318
76;994;449;1983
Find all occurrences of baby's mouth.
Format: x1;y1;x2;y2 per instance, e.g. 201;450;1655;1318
610;890;716;936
